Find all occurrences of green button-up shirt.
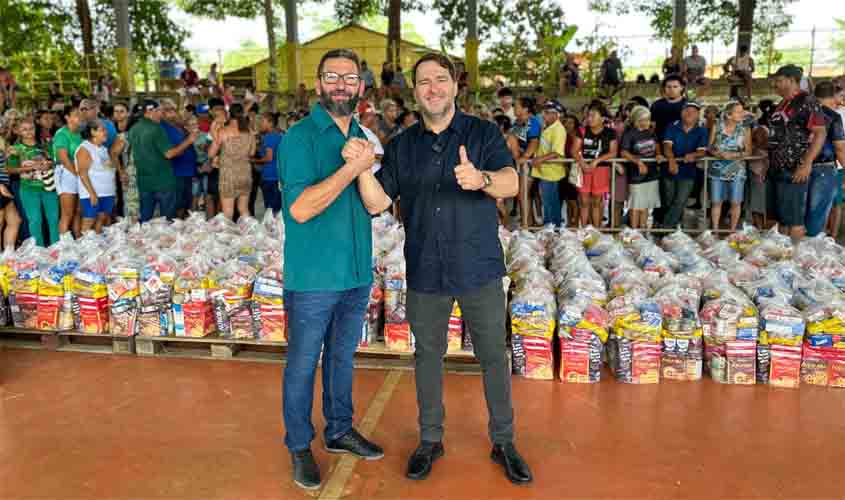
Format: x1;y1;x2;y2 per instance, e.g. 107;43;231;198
280;103;373;292
127;117;181;193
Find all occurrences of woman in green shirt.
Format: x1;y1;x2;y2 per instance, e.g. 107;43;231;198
0;133;21;251
7;118;59;246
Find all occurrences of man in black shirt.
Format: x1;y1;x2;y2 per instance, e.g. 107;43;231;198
352;53;531;485
650;75;687;225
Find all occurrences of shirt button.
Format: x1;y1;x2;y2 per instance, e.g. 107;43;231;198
436;207;441;213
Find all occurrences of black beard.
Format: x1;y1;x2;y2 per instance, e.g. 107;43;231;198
320;90;359;117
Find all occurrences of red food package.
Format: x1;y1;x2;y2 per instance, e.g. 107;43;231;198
560;340;590;383
522;336;553;380
78;296;110;334
447;316;462;353
385;322;412;352
769;344;802;388
631;342;661;384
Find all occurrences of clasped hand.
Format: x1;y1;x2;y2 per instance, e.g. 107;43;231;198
342;138;376;175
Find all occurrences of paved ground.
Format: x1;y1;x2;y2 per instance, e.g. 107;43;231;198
3;348;845;499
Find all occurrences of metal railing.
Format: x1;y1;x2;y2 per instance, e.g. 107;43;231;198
518;155;767;232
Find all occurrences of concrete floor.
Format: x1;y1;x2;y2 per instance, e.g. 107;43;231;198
3;348;845;499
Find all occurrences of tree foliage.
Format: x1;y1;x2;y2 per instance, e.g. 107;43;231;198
432;0;570;88
834;18;845;70
588;0;795;52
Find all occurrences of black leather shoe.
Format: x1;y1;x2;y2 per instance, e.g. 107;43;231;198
491;443;533;485
325;428;384;460
406;441;444;480
291;449;321;490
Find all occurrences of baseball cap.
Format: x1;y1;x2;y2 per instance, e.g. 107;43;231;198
142;99;160;112
196;103;210;114
774;64;803;80
682;100;702;110
543;99;565;114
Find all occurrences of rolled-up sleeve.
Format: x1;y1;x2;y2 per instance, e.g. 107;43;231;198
281;132;317;213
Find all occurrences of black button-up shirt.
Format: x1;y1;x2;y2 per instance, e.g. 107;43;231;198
376;111;513;295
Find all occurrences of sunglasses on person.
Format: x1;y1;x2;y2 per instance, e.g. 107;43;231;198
320;72;361;85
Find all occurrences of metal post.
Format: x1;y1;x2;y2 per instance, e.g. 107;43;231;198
610;161;616;228
113;0;133;96
466;0;480;93
702;159;709;230
809;25;816;77
520;162;529;227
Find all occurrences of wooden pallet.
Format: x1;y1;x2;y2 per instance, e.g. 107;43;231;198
56;332;136;355
135;333;287;363
0;327;60;350
0;327;135;354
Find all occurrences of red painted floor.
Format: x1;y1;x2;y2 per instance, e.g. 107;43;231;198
3;349;845;499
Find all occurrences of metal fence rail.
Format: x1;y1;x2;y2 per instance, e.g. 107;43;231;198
519;155;767;231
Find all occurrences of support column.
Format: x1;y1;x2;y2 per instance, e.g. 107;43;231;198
737;0;756;56
285;0;300;95
465;0;480;92
671;0;688;57
113;0;133;95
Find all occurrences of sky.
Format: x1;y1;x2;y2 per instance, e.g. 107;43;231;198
179;0;843;70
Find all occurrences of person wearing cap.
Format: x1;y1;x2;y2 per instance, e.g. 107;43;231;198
126;100;198;222
769;64;828;241
79;98;117;150
160;98;198;218
195;103;211;133
805;81;845;237
354;52;531;486
661;101;708;229
529;100;567;226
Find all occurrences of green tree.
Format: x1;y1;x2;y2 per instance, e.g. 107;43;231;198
303;10;426;45
435;0;571;89
834;18;845;71
334;0;425;65
589;0;794;57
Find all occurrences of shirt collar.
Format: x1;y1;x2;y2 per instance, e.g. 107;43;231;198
417;108;468;138
310;102;362;136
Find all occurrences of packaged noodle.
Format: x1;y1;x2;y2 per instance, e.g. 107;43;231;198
107;258;142;337
251;265;286;342
209;260;258;340
138;253;177;337
172;255;215;338
72;255;110;334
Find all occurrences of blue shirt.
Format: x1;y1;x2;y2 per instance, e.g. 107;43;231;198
512;115;542;153
663;121;709;180
260;131;283;181
162;122;197;177
817;106;845;165
103;119;117;150
376;111;513;295
280;103;373;292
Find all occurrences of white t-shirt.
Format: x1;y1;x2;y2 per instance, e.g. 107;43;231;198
74;141;116;199
361;125;384;174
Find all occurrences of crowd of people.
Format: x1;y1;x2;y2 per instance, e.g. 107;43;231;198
0;88;286;251
471;66;845;242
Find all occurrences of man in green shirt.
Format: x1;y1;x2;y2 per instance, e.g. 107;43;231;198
126;100;197;222
279;48;383;491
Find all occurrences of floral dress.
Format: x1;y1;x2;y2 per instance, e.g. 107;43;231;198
117;132;140;220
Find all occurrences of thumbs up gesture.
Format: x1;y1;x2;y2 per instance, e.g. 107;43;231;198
454;145;484;191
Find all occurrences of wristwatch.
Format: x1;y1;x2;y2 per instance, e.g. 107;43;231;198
482;172;492;188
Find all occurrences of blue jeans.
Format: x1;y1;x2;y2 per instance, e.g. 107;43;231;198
538;180;562;226
805;164;838;237
139;191;179;222
283;285;370;452
261;180;282;214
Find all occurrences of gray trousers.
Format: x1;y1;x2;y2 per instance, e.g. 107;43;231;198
406;278;514;445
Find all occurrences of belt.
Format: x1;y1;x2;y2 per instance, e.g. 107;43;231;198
814;162;836;169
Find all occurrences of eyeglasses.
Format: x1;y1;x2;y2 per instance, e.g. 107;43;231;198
320;72;361;85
